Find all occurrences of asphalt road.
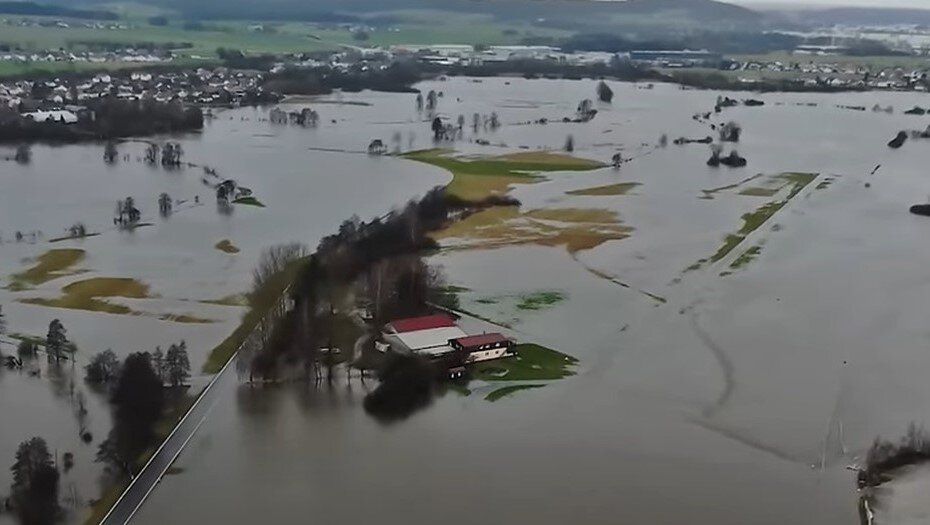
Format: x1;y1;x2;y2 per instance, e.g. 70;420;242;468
99;353;239;524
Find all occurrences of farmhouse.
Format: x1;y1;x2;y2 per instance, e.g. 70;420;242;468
450;333;515;364
382;314;515;365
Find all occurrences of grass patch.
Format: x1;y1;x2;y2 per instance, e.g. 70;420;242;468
402;148;604;200
689;173;817;271
84;477;128;525
9;248;85;289
738;187;779;197
48;232;101;243
471;344;577;381
8;332;45;347
233;196;265;207
160;314;214;324
202;257;307;374
435;206;631;254
200;294;250;307
729;245;763;270
20;277;149;315
214;239;240;254
701;174;765;200
567;182;641;196
516;291;565;311
485;384;545;402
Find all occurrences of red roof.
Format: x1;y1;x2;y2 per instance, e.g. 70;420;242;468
389;314;456;334
451;333;511;348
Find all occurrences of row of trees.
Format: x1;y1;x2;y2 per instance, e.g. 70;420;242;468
249;187;518;381
85;342;190;388
0;99;204;144
88;344;189;478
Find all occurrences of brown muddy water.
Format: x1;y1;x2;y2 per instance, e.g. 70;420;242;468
5;77;930;524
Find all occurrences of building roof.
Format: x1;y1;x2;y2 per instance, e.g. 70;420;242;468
452;333;511;348
392;326;467;352
388;314;455;334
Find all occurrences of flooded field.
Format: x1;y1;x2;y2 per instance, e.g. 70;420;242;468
6;77;930;524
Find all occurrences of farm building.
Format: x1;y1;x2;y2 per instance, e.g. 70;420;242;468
383;314;466;358
382;315;515;365
450;333;515;364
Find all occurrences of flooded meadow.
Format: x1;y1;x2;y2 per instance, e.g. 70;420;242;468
4;77;930;524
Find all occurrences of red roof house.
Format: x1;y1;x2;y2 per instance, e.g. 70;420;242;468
386;314;456;334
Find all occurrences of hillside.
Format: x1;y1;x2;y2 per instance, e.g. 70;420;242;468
66;0;767;31
774;7;930;27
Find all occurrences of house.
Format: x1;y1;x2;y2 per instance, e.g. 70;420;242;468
382;315;515;366
450;333;515;364
23;109;78;124
383;314;466;357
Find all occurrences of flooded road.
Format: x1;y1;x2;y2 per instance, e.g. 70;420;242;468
6;77;930;523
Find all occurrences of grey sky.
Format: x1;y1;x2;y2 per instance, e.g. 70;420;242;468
733;0;930;7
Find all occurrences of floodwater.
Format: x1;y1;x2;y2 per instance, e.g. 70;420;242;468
0;104;449;520
6;76;930;524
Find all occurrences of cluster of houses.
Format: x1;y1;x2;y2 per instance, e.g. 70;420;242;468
0;67;275;122
378;314;515;378
0;47;171;67
734;58;930;91
388;44;614;67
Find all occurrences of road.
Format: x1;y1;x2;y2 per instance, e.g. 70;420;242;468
99;352;240;525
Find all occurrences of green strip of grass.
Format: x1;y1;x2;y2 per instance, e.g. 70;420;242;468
516;291;565;311
485;384;545;402
202;257;307;373
233;196;265;207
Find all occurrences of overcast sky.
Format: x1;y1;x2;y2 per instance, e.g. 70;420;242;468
733;0;930;7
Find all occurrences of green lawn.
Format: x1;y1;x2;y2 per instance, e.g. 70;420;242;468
485;384;545;402
471;343;578;382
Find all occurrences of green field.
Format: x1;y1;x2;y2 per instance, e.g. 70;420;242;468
0;10;570;61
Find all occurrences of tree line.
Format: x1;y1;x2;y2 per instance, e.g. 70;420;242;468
0;99;203;144
248;187;518;382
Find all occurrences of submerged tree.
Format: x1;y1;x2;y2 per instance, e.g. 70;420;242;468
10;437;60;525
158;193;172;216
472;112;481;133
46;319;68;363
426;90;438;111
576;99;596;122
597;80;614;103
719;121;742;143
103;140;118;164
165;341;190;387
564;134;575;153
488;112;500;130
415;93;423;112
0;304;6;337
611;152;623;168
431;117;445;141
14;144;31;164
161;142;182;167
151;346;165;383
97;352;164;476
144;143;159;165
85;349;120;384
